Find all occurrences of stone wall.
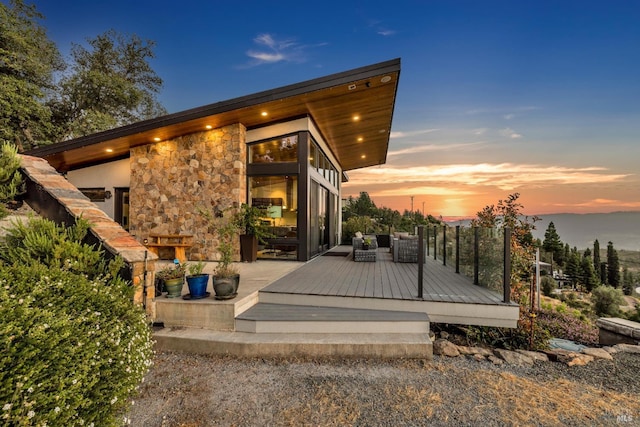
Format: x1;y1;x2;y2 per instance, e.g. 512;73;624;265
129;123;247;261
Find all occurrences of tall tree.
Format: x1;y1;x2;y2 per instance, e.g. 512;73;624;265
593;239;601;279
606;241;621;288
52;29;166;139
0;0;64;150
542;221;564;266
580;250;598;292
565;247;580;289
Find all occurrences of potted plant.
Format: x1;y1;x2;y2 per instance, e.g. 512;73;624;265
362;237;372;251
234;203;273;262
201;206;241;299
156;259;186;298
185;261;209;299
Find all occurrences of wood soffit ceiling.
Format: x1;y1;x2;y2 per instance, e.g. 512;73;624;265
27;59;400;173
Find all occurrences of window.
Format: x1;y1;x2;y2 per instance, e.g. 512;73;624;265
250;135;298;163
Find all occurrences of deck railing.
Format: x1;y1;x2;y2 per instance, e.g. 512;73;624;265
418;225;511;303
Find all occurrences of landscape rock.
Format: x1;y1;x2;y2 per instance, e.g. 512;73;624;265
582;347;614;361
516;349;549;362
439;331;450;340
567;354;594;367
613;344;640;354
487;355;504;365
603;346;618;354
433;339;460;357
473;354;486;362
494;349;534;366
458;345;493;357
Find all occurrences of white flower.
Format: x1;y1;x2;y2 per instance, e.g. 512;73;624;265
27;410;35;418
2;403;11;411
110;396;118;404
54;407;61;413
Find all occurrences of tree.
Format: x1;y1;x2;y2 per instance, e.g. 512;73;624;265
542;221;564;266
0;140;24;218
606;241;621;288
593;239;601;278
580;250;599;292
0;0;64;150
565;248;580;289
622;266;633;296
52;29;166;140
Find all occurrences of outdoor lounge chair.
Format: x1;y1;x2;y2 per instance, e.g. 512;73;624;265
392;236;426;263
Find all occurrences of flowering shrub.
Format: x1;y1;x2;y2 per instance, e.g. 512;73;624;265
535;308;599;346
0;218;153;425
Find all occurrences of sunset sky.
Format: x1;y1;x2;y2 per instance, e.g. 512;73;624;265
27;0;640;218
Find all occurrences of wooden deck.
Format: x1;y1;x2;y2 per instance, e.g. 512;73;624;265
260;246;519;327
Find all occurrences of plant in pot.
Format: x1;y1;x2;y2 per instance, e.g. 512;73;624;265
234;203;273;262
156;259;186;298
201;206;241;300
185;261;209;299
362;237;372;250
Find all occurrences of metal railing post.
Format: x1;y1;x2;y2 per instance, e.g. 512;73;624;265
473;227;479;286
426;226;430;256
455;225;460;274
418;225;424;299
442;225;447;266
433;225;437;260
503;227;511;303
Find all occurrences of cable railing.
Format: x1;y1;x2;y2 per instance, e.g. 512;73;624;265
418;224;511;303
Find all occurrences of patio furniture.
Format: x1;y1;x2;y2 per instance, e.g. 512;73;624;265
354;249;377;262
146;234;193;263
352;236;378;251
392;237;426;263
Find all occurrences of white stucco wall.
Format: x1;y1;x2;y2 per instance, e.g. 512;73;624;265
66;158;131;219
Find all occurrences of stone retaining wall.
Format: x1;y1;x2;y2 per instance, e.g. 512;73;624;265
129;124;246;261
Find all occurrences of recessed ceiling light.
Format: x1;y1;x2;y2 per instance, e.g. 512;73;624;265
379;129;387;134
153;137;161;142
381;76;392;83
205;125;212;129
357;137;363;142
105;148;113;153
353;115;360;121
348;84;357;90
361;154;366;159
261;111;268;117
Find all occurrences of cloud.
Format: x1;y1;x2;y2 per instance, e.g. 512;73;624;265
244;33;323;66
388;141;486;156
499;128;522;139
503;114;515;120
552;199;640;208
344;163;631;193
390;129;438;139
377;29;396;36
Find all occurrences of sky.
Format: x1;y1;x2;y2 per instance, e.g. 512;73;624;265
21;0;640;218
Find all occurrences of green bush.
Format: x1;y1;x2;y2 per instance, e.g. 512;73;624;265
0;141;24;219
0;218;153;426
541;276;556;297
535;308;598;346
591;285;625;317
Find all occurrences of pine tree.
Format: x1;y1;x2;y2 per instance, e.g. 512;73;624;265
542;221;564;266
606;241;621;288
580;250;598;292
565;247;580;289
593;239;601;280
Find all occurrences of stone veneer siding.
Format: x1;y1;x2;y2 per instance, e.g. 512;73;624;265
129;123;247;261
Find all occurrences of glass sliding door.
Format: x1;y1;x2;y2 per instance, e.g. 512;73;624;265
309;180;329;256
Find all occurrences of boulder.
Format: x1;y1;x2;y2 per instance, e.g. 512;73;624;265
582;347;614;361
516;349;549;362
494;349;534;366
488;355;504;365
567;354;594;367
458;346;493;357
613;343;640;354
433;339;460;357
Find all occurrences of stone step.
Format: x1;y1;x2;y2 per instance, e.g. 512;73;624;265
236;303;430;334
154;327;433;359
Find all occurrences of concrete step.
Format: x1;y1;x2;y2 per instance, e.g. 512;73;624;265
236;303;430;334
154;327;433;359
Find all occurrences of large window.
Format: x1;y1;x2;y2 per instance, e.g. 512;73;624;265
250;135;298;163
249;175;298;259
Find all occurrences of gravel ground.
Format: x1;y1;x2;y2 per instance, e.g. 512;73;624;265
126;351;640;427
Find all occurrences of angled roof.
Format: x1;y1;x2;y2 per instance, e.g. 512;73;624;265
27;58;400;172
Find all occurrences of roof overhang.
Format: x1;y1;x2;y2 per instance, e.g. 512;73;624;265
26;58;400;173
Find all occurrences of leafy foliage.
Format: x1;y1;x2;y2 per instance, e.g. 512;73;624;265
535;308;598;346
0;217;153;425
0;0;65;150
0;141;24;219
591;285;625;317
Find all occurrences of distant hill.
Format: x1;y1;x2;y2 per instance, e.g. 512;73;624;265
532;212;640;251
445;212;640;251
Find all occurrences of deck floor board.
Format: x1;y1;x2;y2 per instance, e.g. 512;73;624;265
263;246;509;306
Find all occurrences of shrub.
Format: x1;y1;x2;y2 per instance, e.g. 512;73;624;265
0;141;24;219
0;218;153;426
591;285;625;317
535;308;599;346
541;276;556;297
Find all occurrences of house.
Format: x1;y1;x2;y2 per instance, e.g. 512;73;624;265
26;59;400;262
